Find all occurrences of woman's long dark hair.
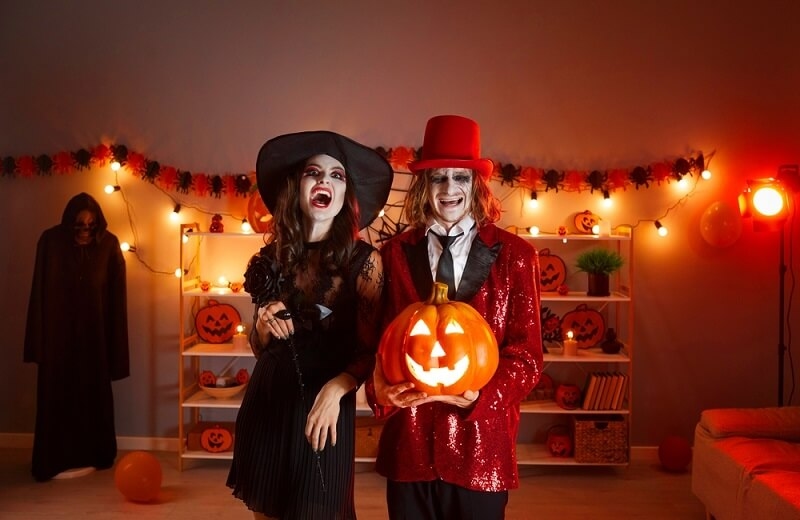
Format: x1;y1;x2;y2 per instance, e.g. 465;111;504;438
270;165;361;276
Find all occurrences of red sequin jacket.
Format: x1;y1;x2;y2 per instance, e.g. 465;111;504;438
366;224;543;492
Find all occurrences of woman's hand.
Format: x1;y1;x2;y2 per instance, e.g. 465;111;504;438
420;390;480;409
305;374;355;451
372;357;429;408
256;301;294;340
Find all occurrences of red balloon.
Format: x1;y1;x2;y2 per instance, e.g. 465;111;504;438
658;435;692;472
114;451;162;502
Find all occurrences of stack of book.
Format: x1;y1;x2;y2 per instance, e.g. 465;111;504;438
580;372;628;411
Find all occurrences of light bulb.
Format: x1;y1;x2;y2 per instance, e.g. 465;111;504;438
104;184;121;194
174;268;183;278
701;169;712;180
528;226;540;236
655;221;668;237
241;219;252;233
120;242;136;252
110;161;121;171
527;190;539;209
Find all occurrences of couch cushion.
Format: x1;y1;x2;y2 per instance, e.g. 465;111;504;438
743;471;800;520
700;407;800;442
715;437;800;474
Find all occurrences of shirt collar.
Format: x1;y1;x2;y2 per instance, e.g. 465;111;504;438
426;214;476;237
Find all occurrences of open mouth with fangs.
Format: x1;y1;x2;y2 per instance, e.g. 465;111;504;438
311;189;332;208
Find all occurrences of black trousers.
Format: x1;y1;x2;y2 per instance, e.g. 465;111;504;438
386;479;508;520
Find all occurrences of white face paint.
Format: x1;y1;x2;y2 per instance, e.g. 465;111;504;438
73;209;97;245
298;154;347;236
427;168;473;229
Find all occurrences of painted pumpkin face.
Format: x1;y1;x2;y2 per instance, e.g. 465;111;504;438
200;425;233;453
574;210;600;234
547;425;573;457
195;300;241;343
538;248;567;292
379;283;499;396
555;383;582;410
560;304;605;348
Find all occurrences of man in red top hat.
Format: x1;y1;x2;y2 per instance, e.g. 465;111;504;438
366;115;544;519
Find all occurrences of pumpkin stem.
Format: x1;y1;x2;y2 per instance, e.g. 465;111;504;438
427;282;451;305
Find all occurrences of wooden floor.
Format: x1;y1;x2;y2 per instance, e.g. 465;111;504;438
0;448;706;519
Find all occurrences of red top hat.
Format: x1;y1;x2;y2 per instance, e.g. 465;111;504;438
409;115;494;179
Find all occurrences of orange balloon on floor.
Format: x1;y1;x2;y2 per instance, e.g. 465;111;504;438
114;451;162;503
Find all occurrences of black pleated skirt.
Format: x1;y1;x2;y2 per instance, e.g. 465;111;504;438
227;341;357;519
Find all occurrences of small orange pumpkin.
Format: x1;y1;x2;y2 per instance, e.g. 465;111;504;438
573;210;600;234
560;304;605;348
200;424;233;453
199;370;217;387
538;248;567;292
378;282;499;396
195;300;241;343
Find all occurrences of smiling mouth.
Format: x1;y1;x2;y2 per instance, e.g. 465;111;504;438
405;352;469;387
439;197;463;207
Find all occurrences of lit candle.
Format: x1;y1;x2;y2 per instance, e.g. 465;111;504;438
563;330;578;356
232;324;249;351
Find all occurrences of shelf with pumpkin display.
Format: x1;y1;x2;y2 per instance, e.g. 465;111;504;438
518;221;633;466
177;223;264;469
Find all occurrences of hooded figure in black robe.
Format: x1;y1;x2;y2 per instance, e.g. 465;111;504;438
24;192;130;481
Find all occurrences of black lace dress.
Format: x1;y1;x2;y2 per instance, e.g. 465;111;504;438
227;240;380;519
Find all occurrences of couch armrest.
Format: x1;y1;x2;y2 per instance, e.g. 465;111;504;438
699;407;800;441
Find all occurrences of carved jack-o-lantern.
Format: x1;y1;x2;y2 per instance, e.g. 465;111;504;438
560;304;605;348
378;282;499;396
538;248;567;292
195;300;241;343
200;424;233;453
246;188;274;234
555;383;582;410
574;210;600;234
546;425;573;457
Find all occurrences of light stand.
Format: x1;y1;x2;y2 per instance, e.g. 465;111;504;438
778;222;786;406
739;165;798;406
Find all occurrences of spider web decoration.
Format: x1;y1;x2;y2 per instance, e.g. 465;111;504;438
362;170;412;248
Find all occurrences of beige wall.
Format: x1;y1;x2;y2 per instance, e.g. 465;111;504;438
1;0;798;446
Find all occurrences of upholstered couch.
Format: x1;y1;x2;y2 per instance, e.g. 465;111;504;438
692;406;800;520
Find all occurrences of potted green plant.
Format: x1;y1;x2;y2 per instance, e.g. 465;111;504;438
575;248;624;296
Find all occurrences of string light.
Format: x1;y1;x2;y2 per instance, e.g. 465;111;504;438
110;161;121;171
174;268;187;278
701;168;712;180
120;242;136;252
528;226;540;236
170;204;182;222
602;190;612;208
654;221;668;237
104;184;121;194
527;190;539;209
241;219;252;233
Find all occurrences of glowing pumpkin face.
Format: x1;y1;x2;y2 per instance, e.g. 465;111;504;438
195;300;241;344
547;425;573;457
379;283;499;396
538;248;567;292
200;424;233;453
555;383;582;410
560;304;605;348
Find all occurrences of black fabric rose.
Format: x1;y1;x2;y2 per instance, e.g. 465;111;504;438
243;248;284;308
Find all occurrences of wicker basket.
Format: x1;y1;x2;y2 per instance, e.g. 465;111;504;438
573;415;629;463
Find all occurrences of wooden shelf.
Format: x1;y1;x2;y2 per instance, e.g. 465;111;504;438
519;400;629;415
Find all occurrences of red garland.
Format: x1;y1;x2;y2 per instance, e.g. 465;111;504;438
1;143;710;199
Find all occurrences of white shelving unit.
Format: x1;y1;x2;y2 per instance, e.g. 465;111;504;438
518;230;634;466
177;223;264;470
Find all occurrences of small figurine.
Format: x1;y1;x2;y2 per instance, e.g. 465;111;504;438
557;284;569;296
600;328;623;354
557;225;567;236
209;214;224;233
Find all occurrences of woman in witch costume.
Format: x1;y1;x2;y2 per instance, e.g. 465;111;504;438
227;131;393;519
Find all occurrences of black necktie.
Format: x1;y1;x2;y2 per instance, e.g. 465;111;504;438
432;232;463;300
